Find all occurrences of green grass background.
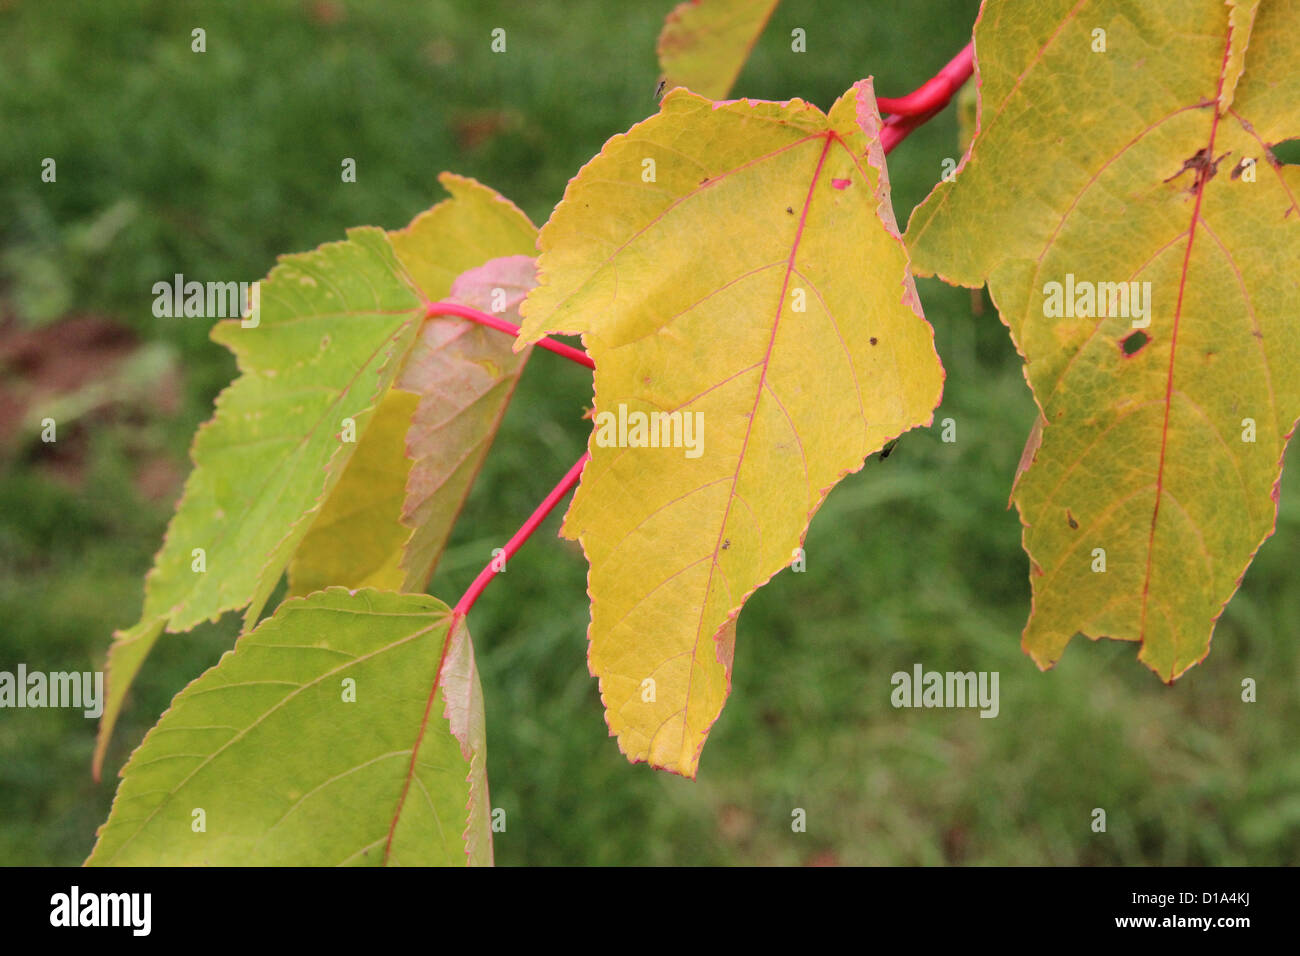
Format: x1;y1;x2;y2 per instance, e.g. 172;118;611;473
1;0;1297;865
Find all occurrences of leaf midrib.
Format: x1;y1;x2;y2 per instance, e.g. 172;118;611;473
671;132;836;763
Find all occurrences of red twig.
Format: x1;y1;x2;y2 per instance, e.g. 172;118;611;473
877;42;974;117
878;42;974;154
881;106;943;153
426;300;594;369
452;452;590;618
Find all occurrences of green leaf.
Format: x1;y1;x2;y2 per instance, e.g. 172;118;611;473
657;0;781;99
905;0;1300;679
88;588;490;866
517;81;943;775
97;174;534;779
287;261;538;596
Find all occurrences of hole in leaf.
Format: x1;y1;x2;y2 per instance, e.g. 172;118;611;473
1121;330;1149;356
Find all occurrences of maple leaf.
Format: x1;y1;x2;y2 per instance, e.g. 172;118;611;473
517;81;943;776
287;253;538;598
906;0;1300;680
88;589;490;866
657;0;781;99
95;175;535;778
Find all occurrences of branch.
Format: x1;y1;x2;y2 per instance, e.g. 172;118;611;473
452;452;590;618
426;300;595;369
881;105;944;154
877;42;974;117
879;41;975;154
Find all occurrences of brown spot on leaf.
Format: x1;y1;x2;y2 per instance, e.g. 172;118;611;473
1164;147;1231;192
1164;149;1208;184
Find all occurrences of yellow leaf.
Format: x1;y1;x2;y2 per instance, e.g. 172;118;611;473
906;0;1300;680
518;82;943;775
657;0;781;99
1220;0;1261;115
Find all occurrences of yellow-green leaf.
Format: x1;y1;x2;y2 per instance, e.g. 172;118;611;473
89;589;490;866
286;388;421;597
288;239;537;597
96;174;533;778
657;0;781;99
517;81;943;775
956;80;979;155
906;0;1300;680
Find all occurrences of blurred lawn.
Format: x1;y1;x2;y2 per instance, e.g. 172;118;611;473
1;0;1297;866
